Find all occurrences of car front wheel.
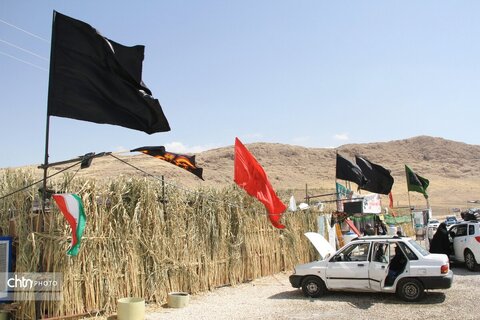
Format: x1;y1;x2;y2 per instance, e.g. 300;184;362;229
396;278;425;302
464;249;478;271
301;276;327;298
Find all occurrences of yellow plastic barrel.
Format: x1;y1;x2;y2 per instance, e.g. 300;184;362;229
0;311;9;320
117;297;145;320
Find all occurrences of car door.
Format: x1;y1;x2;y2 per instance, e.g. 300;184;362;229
369;241;390;291
326;242;371;290
452;224;468;261
466;224;477;257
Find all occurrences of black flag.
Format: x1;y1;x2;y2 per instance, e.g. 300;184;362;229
131;146;204;180
48;11;170;134
355;155;394;195
336;154;367;187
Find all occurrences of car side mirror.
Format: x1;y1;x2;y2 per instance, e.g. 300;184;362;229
449;231;455;238
333;255;342;262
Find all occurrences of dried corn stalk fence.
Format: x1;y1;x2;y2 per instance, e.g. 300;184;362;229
0;169;331;319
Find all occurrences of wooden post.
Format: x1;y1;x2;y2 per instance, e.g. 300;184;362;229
407;190;412;210
305;183;309;205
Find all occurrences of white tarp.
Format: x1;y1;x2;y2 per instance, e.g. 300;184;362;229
288;195;297;212
362;193;382;214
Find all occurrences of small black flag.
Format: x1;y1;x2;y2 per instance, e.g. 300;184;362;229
131;146;203;180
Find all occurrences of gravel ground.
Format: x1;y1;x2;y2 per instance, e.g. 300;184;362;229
145;262;479;320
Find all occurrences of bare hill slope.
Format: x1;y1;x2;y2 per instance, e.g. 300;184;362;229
9;135;480;216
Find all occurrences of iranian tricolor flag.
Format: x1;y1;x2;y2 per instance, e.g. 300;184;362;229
52;193;86;256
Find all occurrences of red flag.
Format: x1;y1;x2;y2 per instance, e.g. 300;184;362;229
389;192;397;217
234;138;286;229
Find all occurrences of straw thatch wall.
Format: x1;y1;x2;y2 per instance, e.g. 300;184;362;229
0;169;325;319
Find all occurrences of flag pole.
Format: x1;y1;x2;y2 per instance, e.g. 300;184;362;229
41;115;50;216
36;115;49;320
405;165;414;237
305;183;309;205
407;190;416;239
407;190;412;210
43;10;57;214
37;11;56;319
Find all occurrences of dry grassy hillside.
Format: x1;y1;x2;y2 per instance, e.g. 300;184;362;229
5;135;480;217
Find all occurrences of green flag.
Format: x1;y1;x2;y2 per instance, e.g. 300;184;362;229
336;182;352;199
405;165;429;199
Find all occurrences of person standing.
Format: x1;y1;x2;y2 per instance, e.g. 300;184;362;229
429;222;451;256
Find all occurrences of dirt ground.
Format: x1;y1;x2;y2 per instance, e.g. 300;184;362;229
134;261;479;320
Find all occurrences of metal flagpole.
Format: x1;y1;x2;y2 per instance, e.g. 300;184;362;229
37;11;57;319
405;165;415;238
407;189;416;240
43;10;57;217
37;75;50;320
37;114;50;318
41;115;50;218
41;8;57;232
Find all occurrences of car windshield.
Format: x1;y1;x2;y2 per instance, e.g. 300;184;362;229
429;220;439;224
408;239;429;256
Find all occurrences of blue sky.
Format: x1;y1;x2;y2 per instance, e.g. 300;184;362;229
1;1;479;168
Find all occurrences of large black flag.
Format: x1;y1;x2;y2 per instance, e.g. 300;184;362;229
48;11;170;134
131;146;203;180
336;154;367;187
355;155;394;195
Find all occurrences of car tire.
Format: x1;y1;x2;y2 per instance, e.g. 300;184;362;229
396;278;425;302
464;249;478;271
301;276;327;298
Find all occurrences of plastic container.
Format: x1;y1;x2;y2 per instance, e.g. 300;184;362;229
167;292;190;308
117;297;145;320
0;311;9;320
388;225;397;236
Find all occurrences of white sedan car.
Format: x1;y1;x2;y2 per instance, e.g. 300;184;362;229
290;233;453;302
448;221;480;271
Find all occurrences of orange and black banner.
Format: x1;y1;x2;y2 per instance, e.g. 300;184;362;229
131;146;203;180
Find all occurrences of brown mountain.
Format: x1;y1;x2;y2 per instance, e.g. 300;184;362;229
14;135;480;217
